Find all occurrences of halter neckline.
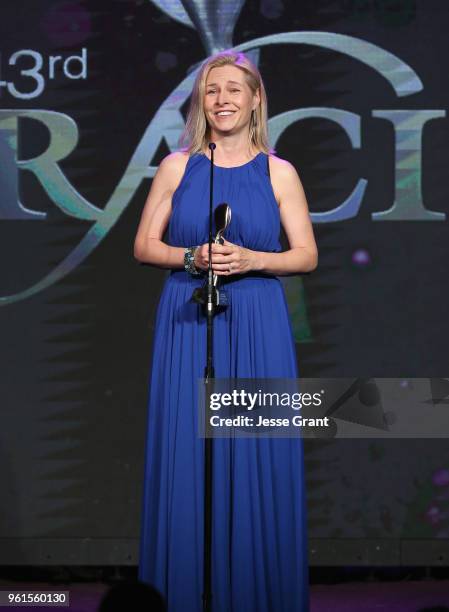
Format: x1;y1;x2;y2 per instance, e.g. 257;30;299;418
199;152;263;169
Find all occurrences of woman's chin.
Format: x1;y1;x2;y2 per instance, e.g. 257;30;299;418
211;123;244;136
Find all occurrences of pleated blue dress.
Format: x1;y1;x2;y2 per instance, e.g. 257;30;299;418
138;151;309;611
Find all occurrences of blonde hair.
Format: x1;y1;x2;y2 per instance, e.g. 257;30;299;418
179;50;273;155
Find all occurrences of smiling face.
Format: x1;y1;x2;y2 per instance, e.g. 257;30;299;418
203;64;260;139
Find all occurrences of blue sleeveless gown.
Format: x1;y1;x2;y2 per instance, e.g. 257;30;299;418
138;152;309;611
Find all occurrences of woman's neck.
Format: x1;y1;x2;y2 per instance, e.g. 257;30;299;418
203;129;259;161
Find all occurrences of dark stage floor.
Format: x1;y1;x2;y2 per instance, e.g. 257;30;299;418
0;568;449;611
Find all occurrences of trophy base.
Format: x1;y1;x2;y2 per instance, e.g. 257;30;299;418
191;284;229;312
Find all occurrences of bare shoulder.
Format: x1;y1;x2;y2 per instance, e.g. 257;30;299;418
267;153;303;206
157;150;190;191
158;150;189;174
267;153;300;182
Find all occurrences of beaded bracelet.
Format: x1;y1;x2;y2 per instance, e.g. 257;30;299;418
184;246;202;276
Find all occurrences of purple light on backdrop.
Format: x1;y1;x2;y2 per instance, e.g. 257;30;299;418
352;248;371;267
41;1;92;47
425;505;441;525
433;468;449;487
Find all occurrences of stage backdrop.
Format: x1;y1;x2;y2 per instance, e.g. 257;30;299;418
1;0;448;566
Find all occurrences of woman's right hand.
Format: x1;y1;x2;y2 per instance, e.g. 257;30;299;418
194;244;210;272
195;242;235;273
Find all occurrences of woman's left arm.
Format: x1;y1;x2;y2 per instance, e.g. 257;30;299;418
253;157;318;275
212;157;318;276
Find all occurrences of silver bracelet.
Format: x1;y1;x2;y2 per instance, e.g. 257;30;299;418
184;246;202;276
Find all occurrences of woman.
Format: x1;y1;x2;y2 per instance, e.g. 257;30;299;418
134;50;318;612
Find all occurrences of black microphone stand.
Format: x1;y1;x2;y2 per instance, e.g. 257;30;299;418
202;141;216;612
191;144;230;612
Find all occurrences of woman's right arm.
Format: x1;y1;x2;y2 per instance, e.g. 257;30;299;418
133;152;189;268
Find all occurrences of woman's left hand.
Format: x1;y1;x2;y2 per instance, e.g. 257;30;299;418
211;238;258;275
